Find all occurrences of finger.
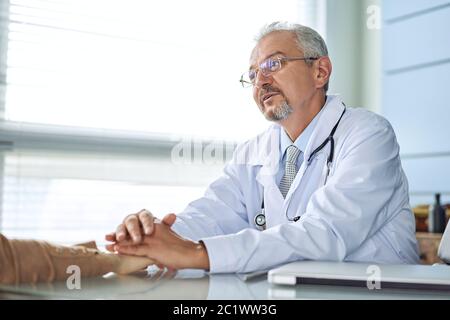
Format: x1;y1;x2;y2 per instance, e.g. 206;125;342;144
124;215;142;244
105;232;116;242
105;243;116;252
162;213;176;226
116;224;128;242
139;210;155;235
112;238;135;246
115;244;149;257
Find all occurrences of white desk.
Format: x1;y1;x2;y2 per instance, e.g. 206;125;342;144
1;268;450;300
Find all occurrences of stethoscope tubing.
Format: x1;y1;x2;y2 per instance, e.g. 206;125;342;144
255;107;346;229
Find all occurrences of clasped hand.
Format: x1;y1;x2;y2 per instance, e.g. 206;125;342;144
105;209;209;271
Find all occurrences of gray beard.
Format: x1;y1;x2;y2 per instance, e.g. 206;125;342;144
266;100;293;121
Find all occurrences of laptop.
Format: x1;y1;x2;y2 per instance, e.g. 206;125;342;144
269;220;450;291
268;261;450;290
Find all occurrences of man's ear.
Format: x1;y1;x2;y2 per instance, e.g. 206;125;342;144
315;57;332;91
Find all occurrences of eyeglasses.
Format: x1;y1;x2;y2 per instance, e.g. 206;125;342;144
239;56;319;88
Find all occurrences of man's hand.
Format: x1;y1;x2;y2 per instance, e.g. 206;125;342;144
109;218;210;271
105;209;176;250
111;254;155;275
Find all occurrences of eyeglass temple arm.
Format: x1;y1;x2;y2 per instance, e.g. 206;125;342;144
283;56;319;62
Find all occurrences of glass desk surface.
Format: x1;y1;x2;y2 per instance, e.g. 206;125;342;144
1;268;450;300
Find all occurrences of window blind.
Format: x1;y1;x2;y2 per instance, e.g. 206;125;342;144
0;0;326;244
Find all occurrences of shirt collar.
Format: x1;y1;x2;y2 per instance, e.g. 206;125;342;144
279;101;325;160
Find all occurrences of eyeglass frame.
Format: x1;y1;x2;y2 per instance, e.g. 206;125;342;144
239;55;319;88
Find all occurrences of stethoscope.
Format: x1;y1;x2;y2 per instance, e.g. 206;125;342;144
254;107;346;230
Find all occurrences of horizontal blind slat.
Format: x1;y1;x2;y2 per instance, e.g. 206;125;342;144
1;0;326;243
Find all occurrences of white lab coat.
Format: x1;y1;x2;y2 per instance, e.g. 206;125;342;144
172;95;420;273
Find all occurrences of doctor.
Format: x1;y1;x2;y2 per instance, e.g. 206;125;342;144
105;21;420;273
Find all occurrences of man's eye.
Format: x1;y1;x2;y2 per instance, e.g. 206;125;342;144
261;59;280;73
249;70;257;81
267;59;280;71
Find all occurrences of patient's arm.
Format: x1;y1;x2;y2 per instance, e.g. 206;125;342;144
0;233;154;285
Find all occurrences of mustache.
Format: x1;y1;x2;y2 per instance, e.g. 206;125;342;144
260;85;282;96
259;85;283;103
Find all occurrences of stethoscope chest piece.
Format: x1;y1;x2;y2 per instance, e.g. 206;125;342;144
254;210;266;230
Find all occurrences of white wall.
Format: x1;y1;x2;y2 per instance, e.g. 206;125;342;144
326;0;381;113
381;0;450;206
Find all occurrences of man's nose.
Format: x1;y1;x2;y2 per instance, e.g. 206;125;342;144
254;71;272;89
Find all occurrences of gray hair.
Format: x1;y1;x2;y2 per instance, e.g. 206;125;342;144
255;21;329;92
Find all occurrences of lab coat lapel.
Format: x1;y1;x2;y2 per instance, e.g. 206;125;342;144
303;95;345;163
283;95;345;205
254;95;346;227
255;125;285;227
254;125;280;186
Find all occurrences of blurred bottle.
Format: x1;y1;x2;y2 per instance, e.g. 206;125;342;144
428;193;446;233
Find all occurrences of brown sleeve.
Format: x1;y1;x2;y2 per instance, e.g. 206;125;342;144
0;233;116;284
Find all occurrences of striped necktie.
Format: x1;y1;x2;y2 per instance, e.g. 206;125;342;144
279;145;301;198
